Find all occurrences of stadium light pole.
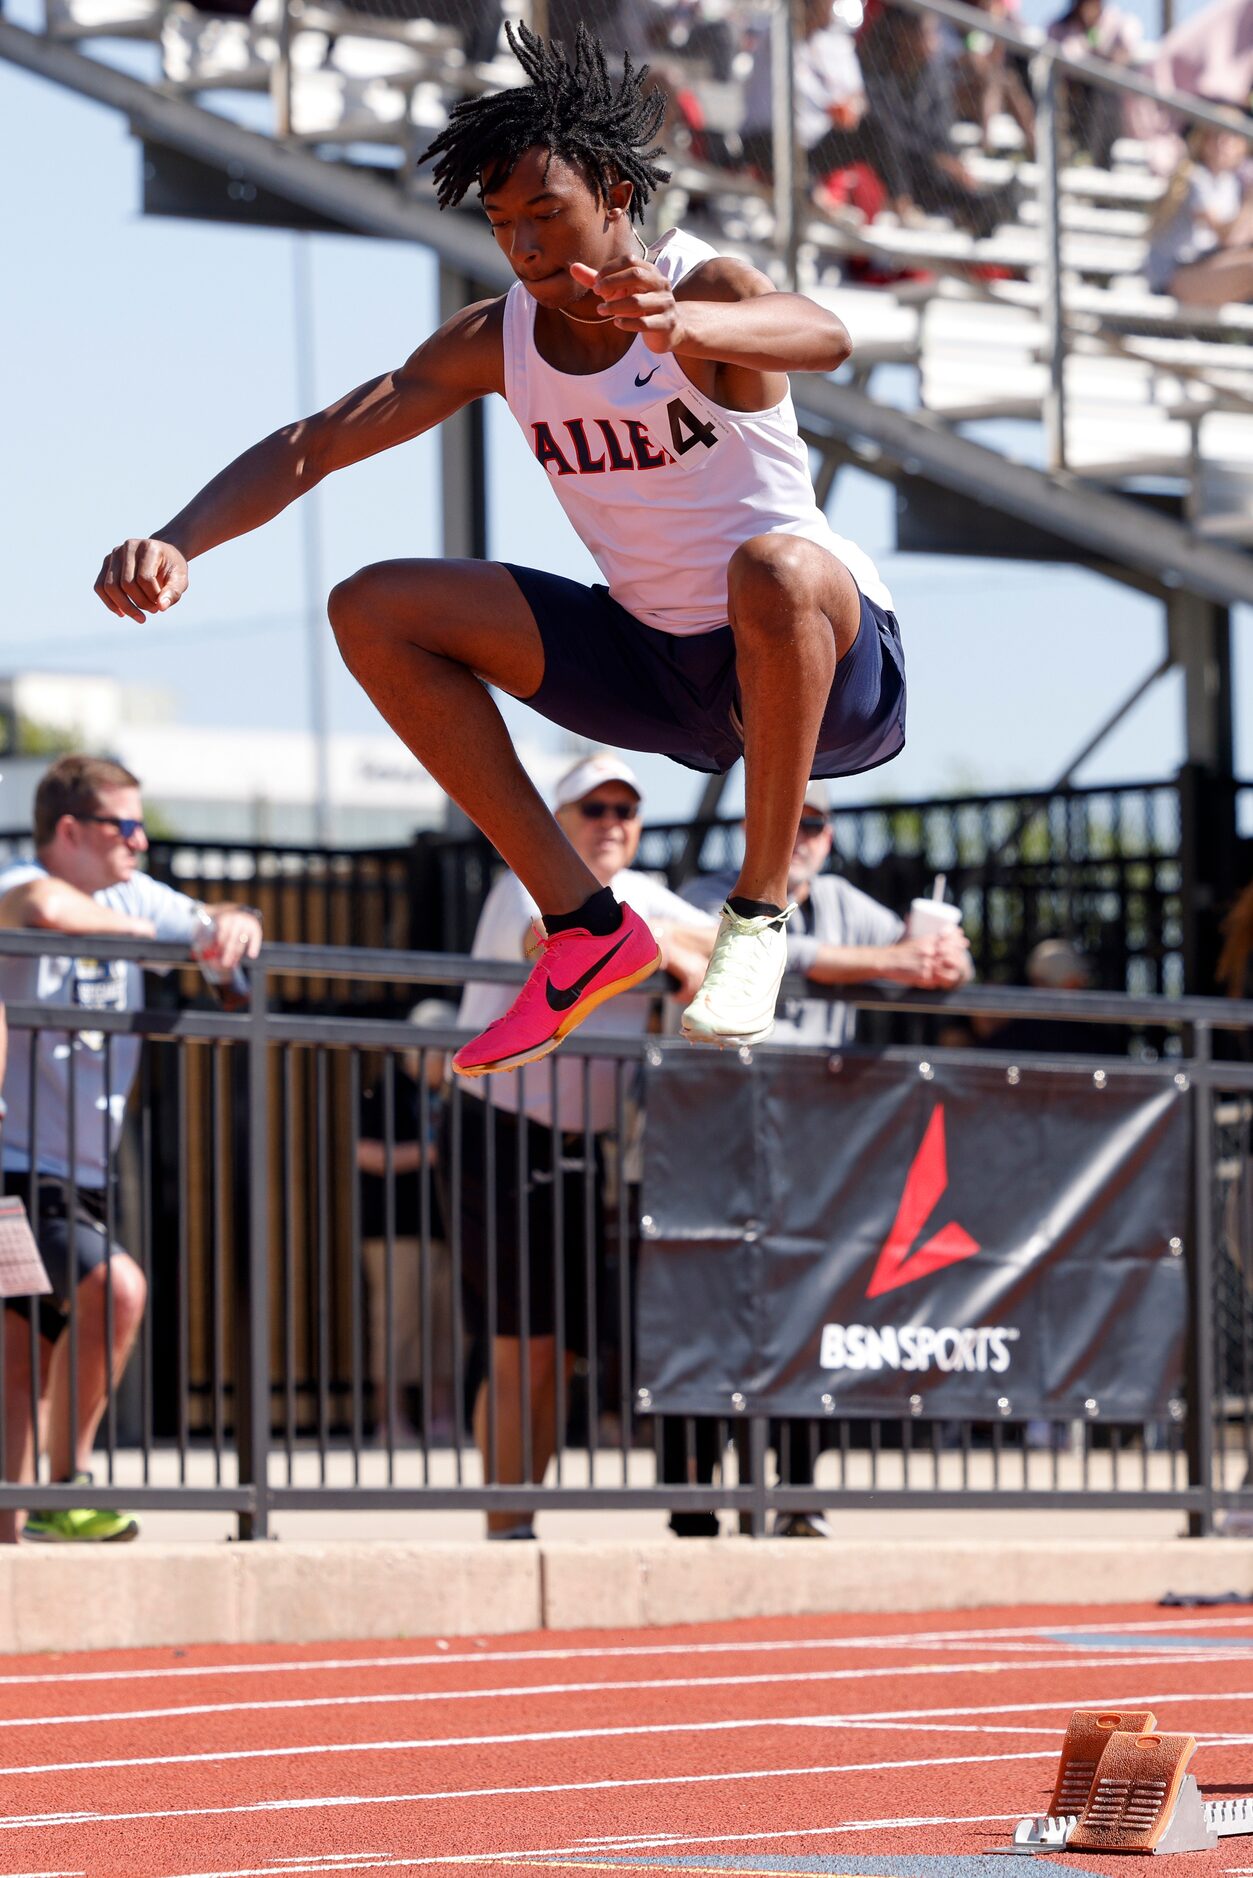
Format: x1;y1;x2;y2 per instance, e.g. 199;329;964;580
293;234;333;845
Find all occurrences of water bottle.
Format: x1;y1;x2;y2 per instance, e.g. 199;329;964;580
191;908;251;1012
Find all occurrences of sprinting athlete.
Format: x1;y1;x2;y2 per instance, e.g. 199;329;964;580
94;23;905;1074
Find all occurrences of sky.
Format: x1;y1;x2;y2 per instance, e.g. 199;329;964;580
0;0;1247;829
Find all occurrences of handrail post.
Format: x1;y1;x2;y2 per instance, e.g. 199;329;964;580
771;0;803;290
238;958;272;1539
272;0;293;139
1185;1025;1217;1536
1031;45;1067;472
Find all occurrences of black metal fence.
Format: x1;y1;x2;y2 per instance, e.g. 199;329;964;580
0;929;1249;1542
3;770;1244;1002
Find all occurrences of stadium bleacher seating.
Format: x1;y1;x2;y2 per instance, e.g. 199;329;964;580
33;0;1253;538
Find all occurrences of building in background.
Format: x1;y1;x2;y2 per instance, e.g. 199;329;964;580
0;673;569;847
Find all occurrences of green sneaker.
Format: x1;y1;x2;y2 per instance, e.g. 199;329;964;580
24;1475;138;1544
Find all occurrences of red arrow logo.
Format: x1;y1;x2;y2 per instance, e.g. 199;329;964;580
866;1105;979;1299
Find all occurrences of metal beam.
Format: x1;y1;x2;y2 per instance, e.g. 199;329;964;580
0;19;513;285
1167;591;1234;774
438;263;489;562
795;376;1253;609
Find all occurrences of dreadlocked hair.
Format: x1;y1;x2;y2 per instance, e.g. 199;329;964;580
421;20;669;224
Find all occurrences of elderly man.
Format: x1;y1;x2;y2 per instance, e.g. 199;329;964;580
451;752;716;1539
681;781;973;1536
0;755;262;1543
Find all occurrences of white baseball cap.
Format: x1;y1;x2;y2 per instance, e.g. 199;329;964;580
553;752;643;810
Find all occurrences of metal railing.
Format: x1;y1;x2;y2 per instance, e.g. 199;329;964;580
0;928;1249;1541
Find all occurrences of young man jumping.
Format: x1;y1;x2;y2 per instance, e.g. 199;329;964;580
94;23;905;1073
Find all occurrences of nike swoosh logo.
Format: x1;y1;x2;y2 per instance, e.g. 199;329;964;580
634;365;661;387
545;930;632;1012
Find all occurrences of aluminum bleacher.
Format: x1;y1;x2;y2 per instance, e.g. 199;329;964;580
11;0;1253;549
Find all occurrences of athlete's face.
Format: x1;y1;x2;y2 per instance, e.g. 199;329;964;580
557;782;642;886
481;146;636;312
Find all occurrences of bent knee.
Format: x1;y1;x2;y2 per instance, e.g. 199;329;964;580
83;1253;147;1326
728;534;824;610
327;566;382;646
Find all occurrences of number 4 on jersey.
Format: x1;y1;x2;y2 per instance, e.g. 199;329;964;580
666;398;719;457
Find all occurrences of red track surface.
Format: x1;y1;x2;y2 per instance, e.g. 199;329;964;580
2;1599;1253;1877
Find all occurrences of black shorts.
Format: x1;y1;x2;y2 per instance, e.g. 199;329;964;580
1;1173;126;1342
504;560;907;779
443;1097;604;1357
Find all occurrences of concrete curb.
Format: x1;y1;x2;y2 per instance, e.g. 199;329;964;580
1;1538;1251;1653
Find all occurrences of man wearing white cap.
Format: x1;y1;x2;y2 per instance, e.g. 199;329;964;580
452;752;715;1539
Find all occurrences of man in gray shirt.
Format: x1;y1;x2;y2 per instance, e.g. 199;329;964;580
0;754;262;1543
680;780;971;1536
683;780;971;1042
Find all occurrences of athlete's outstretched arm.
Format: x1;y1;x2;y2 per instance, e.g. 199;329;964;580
568;253;850;385
94;298;505;622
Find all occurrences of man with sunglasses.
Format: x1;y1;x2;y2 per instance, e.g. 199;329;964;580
0;755;262;1543
684;782;971;1045
451;752;715;1539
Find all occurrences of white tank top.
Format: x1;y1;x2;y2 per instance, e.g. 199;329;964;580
500;225;892;635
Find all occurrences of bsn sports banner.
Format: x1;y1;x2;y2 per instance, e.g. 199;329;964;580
636;1052;1188;1420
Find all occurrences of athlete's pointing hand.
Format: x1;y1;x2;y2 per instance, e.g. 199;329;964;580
568;258;685;353
95;538;189;623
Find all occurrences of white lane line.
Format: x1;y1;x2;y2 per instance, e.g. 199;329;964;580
1;1786;1030;1851
3;1648;1242;1733
0;1716;1063;1780
162;1815;1027;1876
788;1685;1253;1726
2;1612;1249;1691
0;1749;1058;1829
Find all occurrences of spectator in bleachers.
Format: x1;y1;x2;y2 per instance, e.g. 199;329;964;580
0;755;263;1545
1048;0;1142;167
860;8;1020;236
352;0;501;63
356;998;457;1439
1145;119;1253;305
678;783;972;1537
741;0;873;196
945;0;1035;158
447;753;716;1540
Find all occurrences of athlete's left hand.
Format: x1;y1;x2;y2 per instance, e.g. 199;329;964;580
569;259;687;353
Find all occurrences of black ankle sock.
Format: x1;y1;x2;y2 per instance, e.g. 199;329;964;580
728;895;785;923
543;885;623;938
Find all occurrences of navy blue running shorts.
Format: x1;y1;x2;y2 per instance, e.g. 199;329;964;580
502;560;906;779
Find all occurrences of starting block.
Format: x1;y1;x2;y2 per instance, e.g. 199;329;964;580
1000;1708;1253;1855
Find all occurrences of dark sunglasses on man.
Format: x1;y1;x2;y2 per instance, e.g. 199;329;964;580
577;799;639;822
797;815;829;836
75;813;146;840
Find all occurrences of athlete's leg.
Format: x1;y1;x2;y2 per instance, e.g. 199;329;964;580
328;559;599;916
725;536;861;908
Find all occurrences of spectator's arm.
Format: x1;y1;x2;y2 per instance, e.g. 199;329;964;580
652;919;716;1002
0;878;155;938
803;932;972;988
201;904;263;970
356;1140;427;1176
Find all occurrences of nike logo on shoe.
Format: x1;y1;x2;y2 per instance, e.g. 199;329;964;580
545;930;631;1011
634;365;661;387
